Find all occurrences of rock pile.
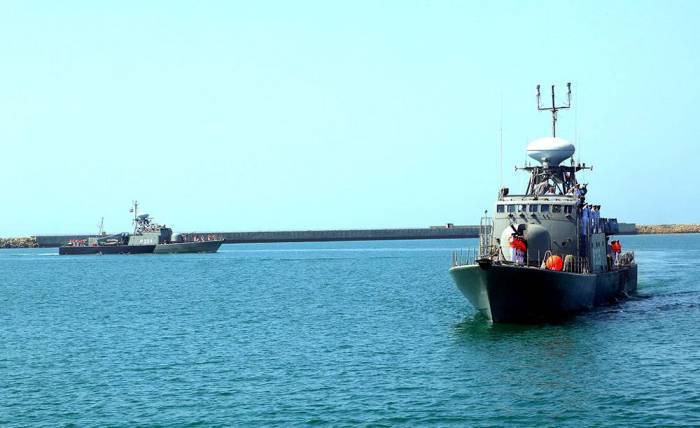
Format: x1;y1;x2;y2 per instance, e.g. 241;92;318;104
0;237;38;248
636;224;700;234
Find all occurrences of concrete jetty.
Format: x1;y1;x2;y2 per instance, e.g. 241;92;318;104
3;222;670;249
33;225;479;247
181;225;481;244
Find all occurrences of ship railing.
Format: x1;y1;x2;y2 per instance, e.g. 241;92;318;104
451;248;480;267
479;244;500;259
478;211;493;258
526;251;591;274
564;255;590;274
452;247;595;274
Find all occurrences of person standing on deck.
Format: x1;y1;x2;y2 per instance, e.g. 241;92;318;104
611;240;622;265
575;184;585;206
581;203;591;256
591;205;600;233
515;236;527;265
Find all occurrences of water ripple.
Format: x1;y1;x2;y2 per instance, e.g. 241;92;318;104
0;235;698;426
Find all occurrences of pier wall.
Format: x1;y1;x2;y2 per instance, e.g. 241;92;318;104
32;223;644;248
617;223;637;235
182;226;480;244
34;226;480;247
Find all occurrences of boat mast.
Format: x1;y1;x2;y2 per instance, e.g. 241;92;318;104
537;82;571;137
131;200;139;234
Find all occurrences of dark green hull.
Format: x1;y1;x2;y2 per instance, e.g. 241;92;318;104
153;240;223;254
58;245;155;255
449;263;638;323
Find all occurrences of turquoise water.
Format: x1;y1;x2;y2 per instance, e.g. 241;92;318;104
1;234;698;426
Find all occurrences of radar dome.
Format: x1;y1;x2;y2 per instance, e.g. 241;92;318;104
526;137;575;166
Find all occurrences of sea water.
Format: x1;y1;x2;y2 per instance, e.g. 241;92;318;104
1;234;698;426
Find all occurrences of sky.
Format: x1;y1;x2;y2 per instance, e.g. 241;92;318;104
0;1;698;235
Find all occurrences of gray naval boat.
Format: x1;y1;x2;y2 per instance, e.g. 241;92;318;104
449;83;637;323
130;201;224;254
59;202;224;255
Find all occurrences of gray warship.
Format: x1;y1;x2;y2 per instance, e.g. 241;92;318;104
59;202;223;255
130;201;224;254
449;83;637;323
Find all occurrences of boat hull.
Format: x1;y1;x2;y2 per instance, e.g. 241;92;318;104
58;245;156;255
449;263;637;323
153;240;224;254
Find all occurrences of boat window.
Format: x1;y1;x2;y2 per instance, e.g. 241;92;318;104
507;204;516;213
528;204;538;212
564;205;573;214
552;205;562;213
540;204;550;212
519;204;527;212
496;204;505;213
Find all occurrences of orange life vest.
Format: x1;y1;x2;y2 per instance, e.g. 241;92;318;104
545;255;563;271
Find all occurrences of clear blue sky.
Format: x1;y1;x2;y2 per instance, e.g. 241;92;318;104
1;1;698;235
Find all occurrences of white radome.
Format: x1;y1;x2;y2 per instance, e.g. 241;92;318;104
526;137;575;166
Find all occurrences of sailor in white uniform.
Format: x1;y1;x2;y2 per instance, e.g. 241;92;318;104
577;203;589;256
592;205;600;233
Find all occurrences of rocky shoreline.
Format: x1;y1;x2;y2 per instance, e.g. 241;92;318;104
635;224;700;234
0;237;38;248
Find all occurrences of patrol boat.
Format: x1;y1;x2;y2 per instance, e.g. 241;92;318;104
449;83;637;323
58;203;172;255
58;202;223;255
131;201;224;254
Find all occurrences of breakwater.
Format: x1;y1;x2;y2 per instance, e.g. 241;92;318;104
7;222;650;248
33;226;480;248
184;226;482;244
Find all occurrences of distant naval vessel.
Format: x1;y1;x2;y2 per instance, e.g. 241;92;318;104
450;83;637;323
59;201;223;255
129;202;224;254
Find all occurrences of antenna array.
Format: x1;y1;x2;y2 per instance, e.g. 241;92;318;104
536;82;572;137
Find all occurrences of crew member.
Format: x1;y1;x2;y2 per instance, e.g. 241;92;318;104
611;240;622;264
591;205;599;233
509;233;517;263
516;235;527;265
580;204;590;256
575;184;588;206
581;204;591;235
